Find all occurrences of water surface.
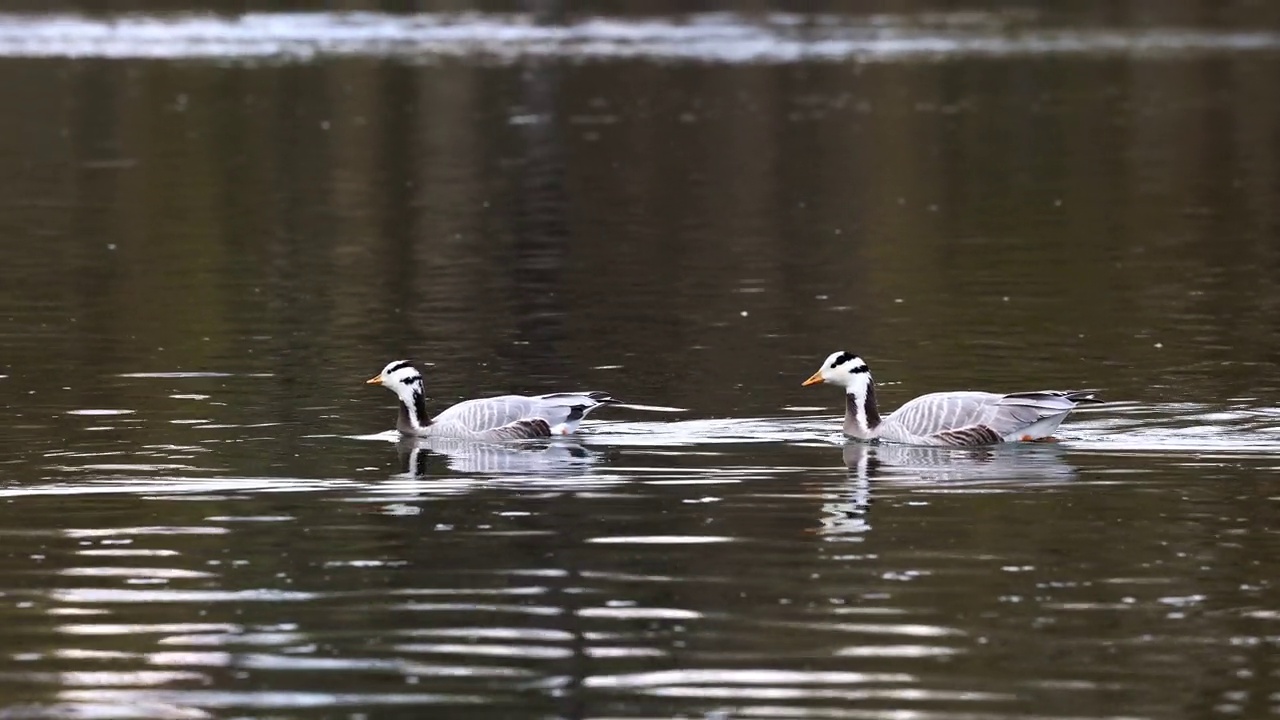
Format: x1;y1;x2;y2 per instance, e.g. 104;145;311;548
1;3;1279;719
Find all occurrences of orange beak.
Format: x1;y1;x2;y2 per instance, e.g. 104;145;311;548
365;375;383;385
801;371;825;387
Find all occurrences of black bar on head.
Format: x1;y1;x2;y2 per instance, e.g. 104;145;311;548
386;361;414;375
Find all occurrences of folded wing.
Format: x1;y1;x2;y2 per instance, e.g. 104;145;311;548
430;392;619;439
888;390;1100;446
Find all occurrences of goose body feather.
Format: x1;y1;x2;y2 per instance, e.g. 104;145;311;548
425;391;617;440
873;390;1099;446
368;361;618;441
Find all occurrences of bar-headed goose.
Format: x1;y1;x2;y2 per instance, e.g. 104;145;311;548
803;351;1100;446
367;360;620;441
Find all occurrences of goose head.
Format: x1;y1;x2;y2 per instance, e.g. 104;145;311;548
367;360;423;401
367;360;434;434
802;351;870;389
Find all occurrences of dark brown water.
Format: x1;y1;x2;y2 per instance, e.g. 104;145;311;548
2;4;1280;719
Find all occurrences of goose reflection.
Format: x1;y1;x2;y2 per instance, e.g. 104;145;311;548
842;442;1077;482
820;442;1078;540
395;436;600;477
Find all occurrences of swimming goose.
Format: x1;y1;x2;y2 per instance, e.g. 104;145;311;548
367;360;620;440
802;351;1101;446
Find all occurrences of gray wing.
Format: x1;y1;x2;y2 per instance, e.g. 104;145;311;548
530;391;619;430
430;395;548;435
984;390;1100;438
884;392;1006;443
430;392;617;438
886;390;1099;446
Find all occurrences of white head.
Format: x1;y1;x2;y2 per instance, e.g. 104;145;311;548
366;360;434;434
803;351;880;437
366;360;423;400
802;351;871;390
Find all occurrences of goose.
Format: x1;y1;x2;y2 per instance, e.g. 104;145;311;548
366;360;620;440
802;351;1101;446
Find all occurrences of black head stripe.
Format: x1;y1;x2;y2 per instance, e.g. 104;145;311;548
830;351;856;369
848;364;868;374
386;361;414;375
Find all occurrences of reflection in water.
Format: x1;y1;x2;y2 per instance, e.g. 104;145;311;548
2;1;1280;717
841;442;1077;484
819;442;1079;540
504;42;570;377
819;467;871;538
395;436;597;476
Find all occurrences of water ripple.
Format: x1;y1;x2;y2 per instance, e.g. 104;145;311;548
10;402;1280;504
585;669;915;688
49;589;318;604
54;690;486;710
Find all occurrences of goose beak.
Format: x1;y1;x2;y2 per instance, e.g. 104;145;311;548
801;371;825;387
365;375;384;385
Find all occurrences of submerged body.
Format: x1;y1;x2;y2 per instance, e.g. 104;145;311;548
368;360;619;441
804;351;1101;447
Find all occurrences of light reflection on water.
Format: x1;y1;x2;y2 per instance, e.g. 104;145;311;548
0;402;1274;717
0;11;1277;63
1;2;1278;717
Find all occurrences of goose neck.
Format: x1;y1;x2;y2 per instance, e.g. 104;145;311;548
844;373;882;439
396;389;432;435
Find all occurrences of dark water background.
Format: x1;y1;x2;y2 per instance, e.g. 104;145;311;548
1;2;1280;718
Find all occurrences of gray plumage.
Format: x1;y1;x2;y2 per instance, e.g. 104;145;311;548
368;360;619;441
804;351;1101;447
868;389;1101;446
